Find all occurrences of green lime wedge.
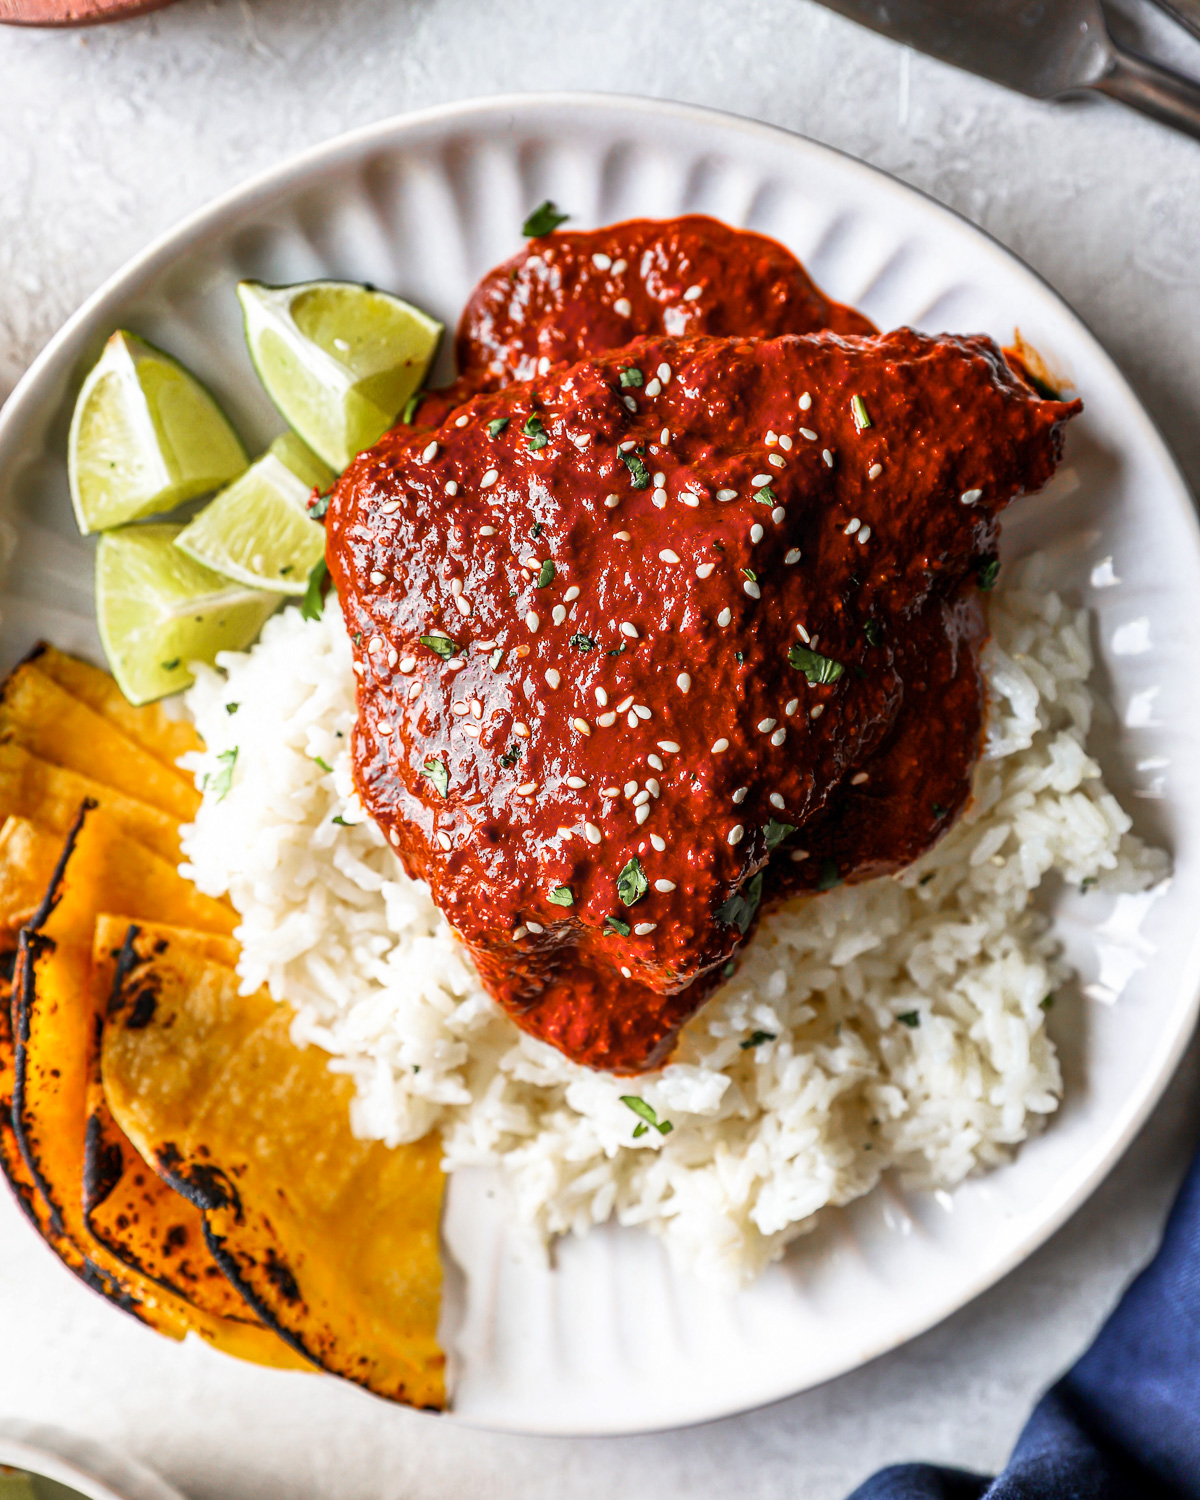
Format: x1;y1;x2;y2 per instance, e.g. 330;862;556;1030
68;331;248;535
237;279;442;471
173;431;333;595
96;523;279;704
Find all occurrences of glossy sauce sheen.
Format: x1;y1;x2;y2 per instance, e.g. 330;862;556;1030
327;231;1081;1072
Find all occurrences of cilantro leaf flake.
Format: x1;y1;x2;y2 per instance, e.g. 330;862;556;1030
617;856;648;908
421;758;449;798
620;1096;673;1137
522;200;569;237
715;871;763;934
789;643;844;685
420;634;461;660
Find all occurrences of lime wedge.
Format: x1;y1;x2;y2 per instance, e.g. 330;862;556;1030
173;431;333;595
96;523;279;704
68;331;248;535
237;279;442;470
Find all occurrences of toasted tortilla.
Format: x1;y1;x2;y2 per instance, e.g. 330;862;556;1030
0;740;181;864
103;932;446;1409
0;817;62;946
83;916;253;1322
0;664;199;823
28;644;201;770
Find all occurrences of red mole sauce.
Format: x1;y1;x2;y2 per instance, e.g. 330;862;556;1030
326;316;1080;1073
413;215;876;428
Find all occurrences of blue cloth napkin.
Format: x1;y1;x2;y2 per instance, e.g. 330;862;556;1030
850;1148;1200;1499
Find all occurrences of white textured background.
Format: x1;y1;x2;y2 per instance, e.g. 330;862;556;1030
2;2;1200;1496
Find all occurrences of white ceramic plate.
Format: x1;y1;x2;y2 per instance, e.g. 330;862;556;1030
0;93;1198;1437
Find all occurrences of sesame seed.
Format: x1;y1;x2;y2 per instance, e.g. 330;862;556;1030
718;607;732;626
796;623;810;643
811;703;825;719
851;771;869;785
634;704;651;720
800;427;818;441
567;775;588;789
605;494;621;508
743;580;761;600
445;480;459;496
652;488;668;508
455;595;471;615
728;825;744;845
650;471;664;487
517;781;537;795
677;672;691;693
545;668;561;688
408;681;421;699
614;297;632;316
765;431;778;446
770;792;786;809
752;473;772;486
868;463;883;480
732;786;747;803
750;523;764;543
585;823;602;843
771;727;787;746
513;926;528;940
680;493;700;509
525;610;539;631
785;548;802;565
538;357;551;375
514;721;530;737
565;586;580;601
595;687;609;706
716;488;737;502
658;741;680;753
527;919;545;933
627;711;639;728
659;548;681;563
399;656;416;673
799;392;812;410
598;712;617;726
646;779;660;797
634;790;650;806
617;696;634;712
636;805;650;824
480;525;496;536
961;488;982;505
619;440;636;452
421;441;438;462
696;562;715;579
634;921;657;935
455;415;470;427
615;529;632;540
785;698;799;716
858;525;872;544
621;780;638;796
573;717;592;737
514;644;530;658
481;468;499;487
551;604;566;625
768;454;786;469
592;251;612;270
650;833;666;851
451;700;469;715
600;785;620;797
612;258;628;275
758;718;778;733
822;449;834;467
654;879;676;893
712;737;730;753
683;284;702;301
447;657;466;670
648;754;665;771
620;622;639;639
645;378;662;397
370;571;385;585
845;518;861;535
621;965;632;977
368;635;384;653
437;831;452;851
772;507;786;524
660;428;670;444
388;825;398;841
778;434;793;451
623;394;638;413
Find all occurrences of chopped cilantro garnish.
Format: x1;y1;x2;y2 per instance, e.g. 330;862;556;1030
621;449;651;489
308;489;331;521
401;391;424;425
722;960;736;978
488;417;509;438
896;1011;920;1028
789;643;844;684
742;567;757;582
619;367;643;388
1040;993;1055;1011
620;1096;673;1137
617;856;648;908
523;200;569;237
420;634;461;660
490;647;506;670
524;414;549;451
740;1030;777;1050
932;802;946;817
531;521;543;537
301;557;328;622
225;702;239;715
332;815;349;826
918;872;935;886
979;557;1001;591
536;559;555;587
863;620;882;646
421;758;449;798
763;818;795;852
754;485;776;506
210;747;237;802
570;633;595;651
352;631;362;646
605;915;632;936
548;885;574;907
160;658;181;671
715;871;763;934
312;755;333;774
607;642;627;658
817;858;841;892
499;744;522;768
1080;875;1098;892
735;651;744;664
850;394;872;431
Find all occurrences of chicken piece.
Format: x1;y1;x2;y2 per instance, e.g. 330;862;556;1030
326;328;1080;1073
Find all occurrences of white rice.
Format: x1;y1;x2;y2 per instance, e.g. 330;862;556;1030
179;558;1168;1288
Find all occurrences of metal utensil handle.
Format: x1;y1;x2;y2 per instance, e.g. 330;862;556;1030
1093;41;1200;141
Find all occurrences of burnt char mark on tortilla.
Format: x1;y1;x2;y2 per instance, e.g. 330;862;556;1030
200;1217;320;1373
153;1142;241;1218
82;1109;124;1210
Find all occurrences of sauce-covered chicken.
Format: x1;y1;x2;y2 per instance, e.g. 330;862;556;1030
326;323;1079;1073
